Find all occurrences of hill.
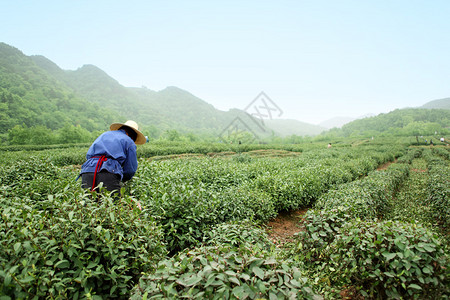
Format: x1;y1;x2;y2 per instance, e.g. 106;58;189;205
324;108;450;138
0;43;120;134
51;64;327;138
2;42;449;144
420;97;450;110
0;42;326;141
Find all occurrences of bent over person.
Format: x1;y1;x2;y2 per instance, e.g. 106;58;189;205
80;120;146;197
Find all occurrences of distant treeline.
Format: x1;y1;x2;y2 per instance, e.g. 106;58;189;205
320;108;449;140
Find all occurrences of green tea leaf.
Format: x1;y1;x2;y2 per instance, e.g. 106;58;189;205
13;242;21;253
382;252;396;261
253;266;265;280
55;260;70;269
408;284;422;290
228;276;240;286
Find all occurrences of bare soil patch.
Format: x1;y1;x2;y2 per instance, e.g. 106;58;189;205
376;159;397;171
246;149;302;158
266;208;308;246
339;286;365;300
150;153;205;161
207;151;236;157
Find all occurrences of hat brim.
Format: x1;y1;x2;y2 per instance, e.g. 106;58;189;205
110;122;146;145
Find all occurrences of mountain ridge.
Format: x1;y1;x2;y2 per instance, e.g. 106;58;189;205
26;45;326;137
420;97;450;110
1;42;449;142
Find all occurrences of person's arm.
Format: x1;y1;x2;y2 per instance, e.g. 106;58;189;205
122;144;138;181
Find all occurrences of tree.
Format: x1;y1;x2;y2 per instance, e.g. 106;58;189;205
185;132;199;142
0;103;9;133
57;123;92;144
8;124;30;145
29;125;55;145
403;121;426;137
164;129;181;141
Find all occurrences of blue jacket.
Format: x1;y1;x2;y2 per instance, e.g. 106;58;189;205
80;129;138;181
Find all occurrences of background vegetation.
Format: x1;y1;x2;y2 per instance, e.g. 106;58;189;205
1;42;449;147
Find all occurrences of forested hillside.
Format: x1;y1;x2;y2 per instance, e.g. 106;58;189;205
36;59;324;138
1;42;449;145
421;97;450;109
0;42;326;145
326;108;449;138
31;56;237;136
0;43;120;133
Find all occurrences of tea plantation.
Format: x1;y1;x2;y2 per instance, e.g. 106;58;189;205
0;139;448;299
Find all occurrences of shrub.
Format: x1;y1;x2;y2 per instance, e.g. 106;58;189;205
315;164;409;219
214;183;277;223
295;207;353;262
203;220;274;249
425;159;450;231
253;166;327;211
396;148;421;164
0;157;58;187
432;147;450;160
319;220;449;299
0;158;63;203
0;192;166;299
130;244;318;299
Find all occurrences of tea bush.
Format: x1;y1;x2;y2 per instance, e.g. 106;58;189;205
132;177;277;253
203;220;274;249
47;148;87;166
253;165;327;211
0;192;167;299
294;149;449;298
214;183;277;223
125;145;404;253
396;148;421;164
0;158;64;203
385;158;433;226
136;141;306;159
299;163;410;259
0;141;416;297
0;157;58;187
315;164;410;219
427;167;450;230
130;221;319;300
318;220;449;298
432;146;450;160
294;206;353;261
422;149;450;230
142;179;222;252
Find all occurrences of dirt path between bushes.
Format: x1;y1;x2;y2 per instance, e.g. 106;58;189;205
265;159;399;246
265;208;309;246
376;159;397;171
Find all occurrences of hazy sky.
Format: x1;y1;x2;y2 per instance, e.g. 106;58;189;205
3;0;450;124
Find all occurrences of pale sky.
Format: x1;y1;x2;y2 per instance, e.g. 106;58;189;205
2;0;450;124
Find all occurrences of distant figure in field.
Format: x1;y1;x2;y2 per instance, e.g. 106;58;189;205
441;137;445;143
79;120;146;198
430;139;433;146
327;143;332;149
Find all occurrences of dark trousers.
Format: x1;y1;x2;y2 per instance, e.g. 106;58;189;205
81;170;122;198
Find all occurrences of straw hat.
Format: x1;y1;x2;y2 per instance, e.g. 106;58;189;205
110;120;146;145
